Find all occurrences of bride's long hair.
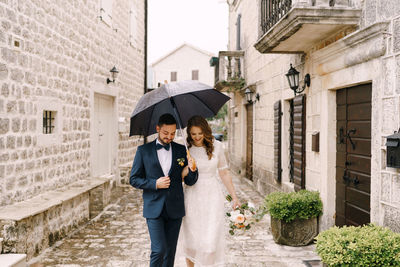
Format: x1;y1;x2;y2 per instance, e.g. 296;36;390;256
186;115;214;160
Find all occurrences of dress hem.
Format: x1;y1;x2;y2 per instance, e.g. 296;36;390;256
181;253;225;267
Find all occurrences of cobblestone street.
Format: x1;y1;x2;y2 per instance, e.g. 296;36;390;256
28;173;321;267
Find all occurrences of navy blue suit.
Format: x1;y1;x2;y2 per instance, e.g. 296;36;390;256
130;140;198;267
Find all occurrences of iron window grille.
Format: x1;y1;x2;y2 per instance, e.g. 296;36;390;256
43;110;55;134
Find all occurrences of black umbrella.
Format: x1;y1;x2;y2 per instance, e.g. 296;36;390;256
130;80;230;147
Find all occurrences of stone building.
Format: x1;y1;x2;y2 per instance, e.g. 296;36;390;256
0;0;145;259
216;0;400;232
151;43;215;88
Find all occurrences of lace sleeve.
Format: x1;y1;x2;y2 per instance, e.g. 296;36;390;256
217;141;228;171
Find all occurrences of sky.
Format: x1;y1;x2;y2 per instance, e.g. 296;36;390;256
148;0;229;65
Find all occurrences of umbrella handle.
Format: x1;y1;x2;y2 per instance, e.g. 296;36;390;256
186;148;196;170
170;98;188;150
170;97;196;169
177;127;187;149
177;122;196;170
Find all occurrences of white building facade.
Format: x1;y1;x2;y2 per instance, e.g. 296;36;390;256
0;0;145;258
218;0;400;232
151;43;215;87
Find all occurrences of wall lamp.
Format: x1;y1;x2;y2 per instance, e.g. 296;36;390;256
244;88;260;104
286;64;310;95
107;66;119;84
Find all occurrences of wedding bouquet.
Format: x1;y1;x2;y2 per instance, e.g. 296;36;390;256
225;195;266;235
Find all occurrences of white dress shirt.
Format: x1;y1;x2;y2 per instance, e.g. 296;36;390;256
156;139;172;176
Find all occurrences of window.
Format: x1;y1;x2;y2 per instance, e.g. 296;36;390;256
192;70;199;80
37;100;62;146
100;0;113;26
43;110;56;134
236;14;241;50
12;36;22;51
129;4;137;47
171;72;177;82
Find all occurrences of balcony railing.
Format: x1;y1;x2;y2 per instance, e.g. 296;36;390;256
214;51;245;91
255;0;362;53
261;0;292;35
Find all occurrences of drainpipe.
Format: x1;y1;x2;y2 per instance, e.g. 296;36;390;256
143;0;148;144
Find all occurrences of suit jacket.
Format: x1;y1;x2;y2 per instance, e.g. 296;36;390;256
129;140;198;219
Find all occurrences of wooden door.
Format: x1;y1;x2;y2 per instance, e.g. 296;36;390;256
246;103;253;180
336;84;371;226
94;94;113;177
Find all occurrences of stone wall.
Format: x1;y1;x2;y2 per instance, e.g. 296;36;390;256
227;2;301;195
358;0;400;232
227;0;400;231
0;0;144;206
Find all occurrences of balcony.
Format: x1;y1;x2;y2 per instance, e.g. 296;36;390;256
254;0;362;54
213;51;245;92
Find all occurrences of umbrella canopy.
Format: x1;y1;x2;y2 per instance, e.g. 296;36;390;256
130;80;230;137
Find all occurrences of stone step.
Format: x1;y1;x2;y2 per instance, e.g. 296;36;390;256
0;254;26;267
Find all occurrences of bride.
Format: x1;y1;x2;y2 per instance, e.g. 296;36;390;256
180;115;240;266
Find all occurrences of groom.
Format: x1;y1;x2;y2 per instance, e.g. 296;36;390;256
130;113;198;267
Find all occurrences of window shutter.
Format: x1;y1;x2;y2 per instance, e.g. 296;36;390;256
292;94;306;191
274;100;282;182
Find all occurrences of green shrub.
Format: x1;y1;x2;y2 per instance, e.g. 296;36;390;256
264;190;322;223
315;224;400;266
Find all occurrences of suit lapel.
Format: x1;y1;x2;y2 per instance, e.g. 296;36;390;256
168;142;177;176
151;140;164;176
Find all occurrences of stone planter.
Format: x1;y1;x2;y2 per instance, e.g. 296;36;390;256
270;216;318;246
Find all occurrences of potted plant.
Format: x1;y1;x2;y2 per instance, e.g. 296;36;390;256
264;190;323;246
315;224;400;266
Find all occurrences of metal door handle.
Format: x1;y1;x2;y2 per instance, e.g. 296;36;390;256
343;171;360;186
346;129;356;150
342;170;349;183
339;127;345;144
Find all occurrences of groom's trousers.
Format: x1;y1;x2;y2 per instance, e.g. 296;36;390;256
146;205;182;267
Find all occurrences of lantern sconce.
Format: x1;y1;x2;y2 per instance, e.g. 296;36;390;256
285;64;310;95
385;129;400;168
244;88;260;104
107;66;119;84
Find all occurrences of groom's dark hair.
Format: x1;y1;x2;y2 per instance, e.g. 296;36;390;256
158;113;176;127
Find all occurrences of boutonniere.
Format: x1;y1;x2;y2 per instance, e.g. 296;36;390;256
177;158;185;166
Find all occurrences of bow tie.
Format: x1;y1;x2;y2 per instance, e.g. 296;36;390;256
156;143;170;151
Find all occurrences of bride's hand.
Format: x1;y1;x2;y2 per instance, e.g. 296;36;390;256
188;157;196;171
232;198;241;210
187;151;196;171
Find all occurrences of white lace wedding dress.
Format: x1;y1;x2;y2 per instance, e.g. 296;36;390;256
179;140;228;266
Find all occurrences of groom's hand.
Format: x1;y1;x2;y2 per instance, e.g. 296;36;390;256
156;176;170;189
